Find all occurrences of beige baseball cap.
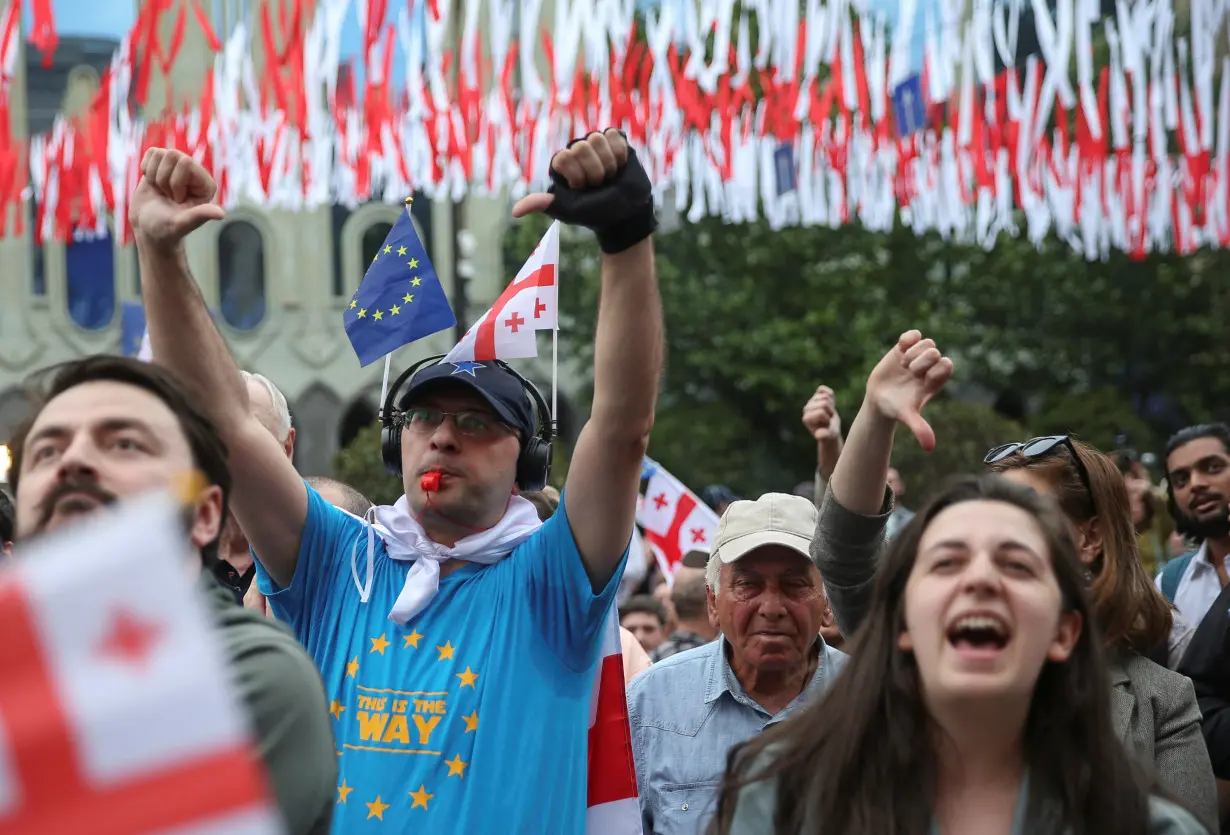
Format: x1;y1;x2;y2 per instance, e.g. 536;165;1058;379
713;492;817;564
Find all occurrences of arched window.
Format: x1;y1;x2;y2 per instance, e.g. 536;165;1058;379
65;229;115;330
360;221;394;282
338;399;377;452
218;221;267;331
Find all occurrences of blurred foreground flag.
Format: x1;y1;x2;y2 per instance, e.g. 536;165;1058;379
344;200;456;366
0;494;281;835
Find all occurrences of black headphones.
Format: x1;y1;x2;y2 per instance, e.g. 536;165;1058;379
379;354;554;491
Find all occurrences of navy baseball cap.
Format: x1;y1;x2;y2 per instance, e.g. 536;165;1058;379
397;360;538;439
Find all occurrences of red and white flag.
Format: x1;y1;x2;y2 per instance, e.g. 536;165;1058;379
587;608;642;835
0;494;280;835
444;221;560;363
637;459;721;578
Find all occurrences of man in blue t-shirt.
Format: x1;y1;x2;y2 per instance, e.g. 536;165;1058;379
130;129;663;832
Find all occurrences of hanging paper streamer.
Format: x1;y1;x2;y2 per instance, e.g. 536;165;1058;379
6;0;1230;260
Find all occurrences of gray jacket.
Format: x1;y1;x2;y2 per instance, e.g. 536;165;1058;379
811;487;1219;834
727;761;1207;834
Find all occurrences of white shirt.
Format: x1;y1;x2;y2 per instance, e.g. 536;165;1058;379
1157;542;1230;631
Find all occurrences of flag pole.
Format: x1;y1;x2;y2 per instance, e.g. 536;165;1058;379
380;354;393;416
550;324;559;438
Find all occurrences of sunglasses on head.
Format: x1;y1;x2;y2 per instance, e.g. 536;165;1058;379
984;435;1095;498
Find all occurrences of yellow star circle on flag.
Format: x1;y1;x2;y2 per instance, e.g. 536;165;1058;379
349;300;357;309
390;304;401;315
373;310;384;321
370;633;390;655
408;257;419;269
436;641;455;661
357;308;367;319
397;245;408;256
383;245;393;254
403;293;414;304
409;784;434;809
456;666;479;688
403;629;423;649
445;754;468;777
366;795;390;819
411;277;422;287
329;700;346;719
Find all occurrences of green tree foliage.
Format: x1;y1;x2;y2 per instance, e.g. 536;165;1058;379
499;211;1230;498
891;398;1025;504
333;422;404;507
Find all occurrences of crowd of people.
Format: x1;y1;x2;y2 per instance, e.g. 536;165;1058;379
2;130;1230;835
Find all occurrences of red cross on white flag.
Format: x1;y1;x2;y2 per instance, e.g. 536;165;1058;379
444;221;560;363
636;464;720;578
0;494;280;835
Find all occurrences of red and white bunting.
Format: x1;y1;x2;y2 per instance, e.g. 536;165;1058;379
7;0;1230;260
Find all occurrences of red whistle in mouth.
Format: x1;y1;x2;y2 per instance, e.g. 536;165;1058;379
420;471;443;493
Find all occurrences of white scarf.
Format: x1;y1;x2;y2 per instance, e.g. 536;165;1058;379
349;494;543;623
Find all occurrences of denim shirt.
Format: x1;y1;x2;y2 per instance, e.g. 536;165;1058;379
626;636;848;835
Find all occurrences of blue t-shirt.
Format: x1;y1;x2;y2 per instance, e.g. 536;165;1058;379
254;485;627;833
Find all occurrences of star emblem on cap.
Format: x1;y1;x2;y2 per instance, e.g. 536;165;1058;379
450;362;485;377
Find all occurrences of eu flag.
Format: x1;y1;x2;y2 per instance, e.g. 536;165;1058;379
120;301;147;358
344;201;456;367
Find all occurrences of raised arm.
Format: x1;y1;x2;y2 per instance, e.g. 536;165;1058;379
513;129;663;591
817;330;952;635
130;149;308;587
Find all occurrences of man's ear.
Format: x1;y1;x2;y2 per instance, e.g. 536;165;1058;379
188;485;224;552
707;585;719;630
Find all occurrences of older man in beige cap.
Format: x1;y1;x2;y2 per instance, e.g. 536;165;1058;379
625;493;845;834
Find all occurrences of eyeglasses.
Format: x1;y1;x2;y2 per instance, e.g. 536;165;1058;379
403;408;511;439
984;435;1094;498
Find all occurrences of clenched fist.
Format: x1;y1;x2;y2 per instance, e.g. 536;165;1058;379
513;128;655;254
802;386;842;443
129;148;225;252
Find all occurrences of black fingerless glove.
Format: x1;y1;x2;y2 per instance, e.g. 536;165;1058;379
544;137;657;254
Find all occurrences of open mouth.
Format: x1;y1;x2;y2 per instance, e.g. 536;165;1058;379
946;614;1011;654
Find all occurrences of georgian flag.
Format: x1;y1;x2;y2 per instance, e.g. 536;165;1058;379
636;458;721;579
0;494;280;835
586;608;642;835
444;222;560;363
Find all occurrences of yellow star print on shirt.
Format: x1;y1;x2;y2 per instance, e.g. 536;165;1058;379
346;656;359;678
370;633;390;655
337;781;354;803
329;700;346;719
367;796;390;819
463;711;479;732
456;667;479;688
409;785;434;809
437;641;455;661
403;630;423;649
445;754;468;777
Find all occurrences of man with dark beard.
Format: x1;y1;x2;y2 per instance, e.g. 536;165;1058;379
7;355;336;834
1159;424;1230;631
